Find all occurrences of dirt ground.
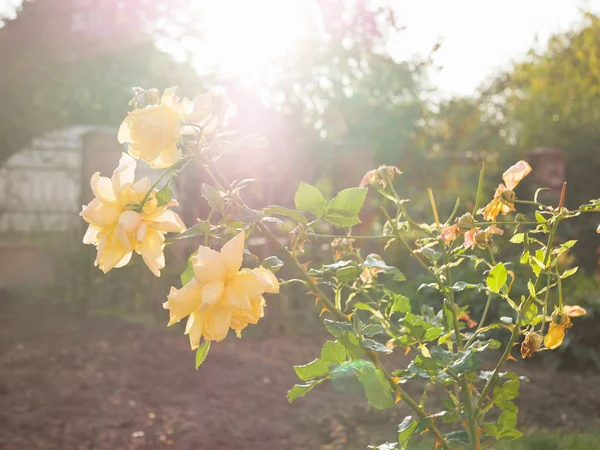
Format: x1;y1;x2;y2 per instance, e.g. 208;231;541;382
1;303;600;450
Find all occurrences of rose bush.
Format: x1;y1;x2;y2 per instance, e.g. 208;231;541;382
81;86;600;449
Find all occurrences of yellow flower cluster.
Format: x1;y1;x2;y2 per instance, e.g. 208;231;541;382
117;87;227;168
80;153;185;275
81;86;276;349
163;232;279;349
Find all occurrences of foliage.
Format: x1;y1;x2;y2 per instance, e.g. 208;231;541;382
80;85;600;450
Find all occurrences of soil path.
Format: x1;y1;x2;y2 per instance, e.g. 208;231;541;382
1;306;599;449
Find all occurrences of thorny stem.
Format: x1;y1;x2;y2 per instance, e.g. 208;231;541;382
475;217;560;413
257;221;453;450
140;155;194;208
466;294;493;348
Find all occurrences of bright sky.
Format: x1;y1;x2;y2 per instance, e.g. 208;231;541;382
389;0;598;96
2;0;599;97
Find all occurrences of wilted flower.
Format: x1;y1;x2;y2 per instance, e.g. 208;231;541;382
441;224;460;245
483;160;532;221
163;232;279;349
521;330;543;359
359;165;402;188
597;223;600;234
463;225;503;250
543;305;587;350
80;153;186;275
331;237;355;261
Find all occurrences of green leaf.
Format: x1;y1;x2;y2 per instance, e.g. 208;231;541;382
327;187;368;216
487;262;508;293
168;222;212;241
510;233;525;244
362;323;386;337
323;212;362;228
444;430;470;445
263;205;308;225
294;182;327;217
339;331;364;359
450;350;482;374
561;266;578;279
294;359;330;381
397;416;418;446
201;183;224;208
287;381;318;403
361;338;392;353
354;362;395;410
180;253;196;286
483;423;499;439
156;182;173;206
363;254;406;281
391;294;411;313
336;265;360;283
195;341;210;369
321;341;347;364
498;410;518;431
324;319;354;338
423;327;443;342
262;256;283;273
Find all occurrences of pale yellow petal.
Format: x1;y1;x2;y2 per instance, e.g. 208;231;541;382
165;279;203;326
203;307;232;342
502;160;532;191
96;229;130;273
83;225;100;245
199;281;225;310
117;116;133;144
565;305;587;317
90;172;116;203
192;246;226;284
118;210;142;233
139;228;165;277
132;178;151;195
114;251;133;268
149;144;182;169
220;231;245;278
146;209;186;233
81;199;120;227
185;312;204;350
222;275;252;311
111;153;136;193
255;267;280;294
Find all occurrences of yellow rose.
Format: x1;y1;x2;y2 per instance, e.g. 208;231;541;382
163;232;279;349
80;153;186;275
118;87;185;168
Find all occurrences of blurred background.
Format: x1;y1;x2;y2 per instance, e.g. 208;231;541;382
0;1;599;449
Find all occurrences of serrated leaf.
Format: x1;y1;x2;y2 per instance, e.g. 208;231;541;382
487;262;507;293
294;359;330;381
324;319;354;337
361;338;392;353
262;256;283;273
168;222;211;241
391;294;411;313
327;187;368;216
201;183;224;208
354;361;395;410
510;233;524;244
287;381;318;403
323;212;362;228
340;331;364;359
156;182;173;206
294;182;327;216
180;252;196;285
195;341;210;369
561;266;578;279
363;254;406;281
397;416;418;446
321;341;347;364
362;324;385;337
263;205;308;225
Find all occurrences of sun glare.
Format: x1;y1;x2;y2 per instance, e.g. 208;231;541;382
192;0;313;82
